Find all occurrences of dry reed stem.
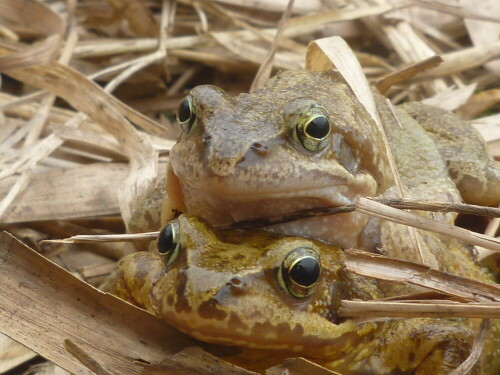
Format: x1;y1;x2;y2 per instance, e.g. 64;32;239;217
340;300;500;319
345;250;500;302
0;1;499;373
250;0;295;91
47;198;500;251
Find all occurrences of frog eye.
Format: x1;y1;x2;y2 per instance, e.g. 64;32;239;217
157;220;181;265
294;107;330;152
176;95;197;133
278;247;321;298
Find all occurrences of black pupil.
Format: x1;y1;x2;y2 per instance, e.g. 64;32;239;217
305;116;329;139
289;257;320;287
157;224;175;254
177;98;192;123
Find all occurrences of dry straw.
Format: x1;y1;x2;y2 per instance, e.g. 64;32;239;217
0;0;499;374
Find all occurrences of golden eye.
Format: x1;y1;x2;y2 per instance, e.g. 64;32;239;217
278;247;321;298
157;220;181;265
176;95;197;133
294;107;330;152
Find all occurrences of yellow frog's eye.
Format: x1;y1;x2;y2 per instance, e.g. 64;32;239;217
176;95;197;133
294;107;330;152
278;247;321;298
157;221;181;265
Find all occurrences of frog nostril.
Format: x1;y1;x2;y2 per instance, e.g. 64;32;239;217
230;277;241;286
251;142;268;155
202;135;212;143
227;277;246;295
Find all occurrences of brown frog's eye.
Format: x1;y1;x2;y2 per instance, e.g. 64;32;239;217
294;106;330;152
278;247;321;298
157;220;181;265
176;95;197;133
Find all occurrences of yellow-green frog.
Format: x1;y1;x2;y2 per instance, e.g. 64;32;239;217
104;215;486;375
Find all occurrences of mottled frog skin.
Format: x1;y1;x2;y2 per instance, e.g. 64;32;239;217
104;215;484;374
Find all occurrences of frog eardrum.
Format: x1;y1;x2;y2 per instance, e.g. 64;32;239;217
278;246;321;298
176;95;197;133
294;106;331;152
157;221;181;265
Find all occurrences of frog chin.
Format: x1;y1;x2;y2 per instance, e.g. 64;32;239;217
175;183;373;248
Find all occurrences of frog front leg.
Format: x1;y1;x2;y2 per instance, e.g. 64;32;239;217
101;252;165;313
400;102;500;207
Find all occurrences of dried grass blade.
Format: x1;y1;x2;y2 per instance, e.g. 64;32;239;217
141;346;257;375
0;0;64;36
266;357;341;375
0;163;129;223
355;197;500;252
0;43;158;225
423;41;500;77
42;232;159;244
285;5;393;38
376;55;443;94
345;249;500;302
0;334;37;373
0;35;61;71
211;34;303;70
0;231;197;375
0;171;30;220
339;300;500;319
375;198;500;217
215;198;500;230
250;0;295;92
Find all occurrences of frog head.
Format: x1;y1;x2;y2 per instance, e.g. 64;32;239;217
166;71;391;248
147;215;379;359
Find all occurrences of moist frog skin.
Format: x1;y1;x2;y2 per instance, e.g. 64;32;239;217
103;215;494;374
163;70;499;250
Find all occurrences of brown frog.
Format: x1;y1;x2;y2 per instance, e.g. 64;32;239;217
160;70;499;281
103;215;487;374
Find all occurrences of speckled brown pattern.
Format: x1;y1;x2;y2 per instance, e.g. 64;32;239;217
104;215;484;374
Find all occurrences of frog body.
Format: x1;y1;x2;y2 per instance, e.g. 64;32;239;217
104;215;483;374
162;70;500;251
155;70;500;287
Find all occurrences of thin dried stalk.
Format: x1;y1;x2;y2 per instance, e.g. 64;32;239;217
345;250;500;302
339;300;500;318
376;55;443;94
0;171;30;219
449;319;490;375
250;0;295;91
44;198;500;246
355;197;500;252
42;231;158;244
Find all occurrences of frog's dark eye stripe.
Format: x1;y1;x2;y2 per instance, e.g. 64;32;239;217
278;247;321;298
294;106;330;152
157;220;181;265
176;95;197;133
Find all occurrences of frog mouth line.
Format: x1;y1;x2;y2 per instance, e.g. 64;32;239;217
184;182;356;204
164;311;375;358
